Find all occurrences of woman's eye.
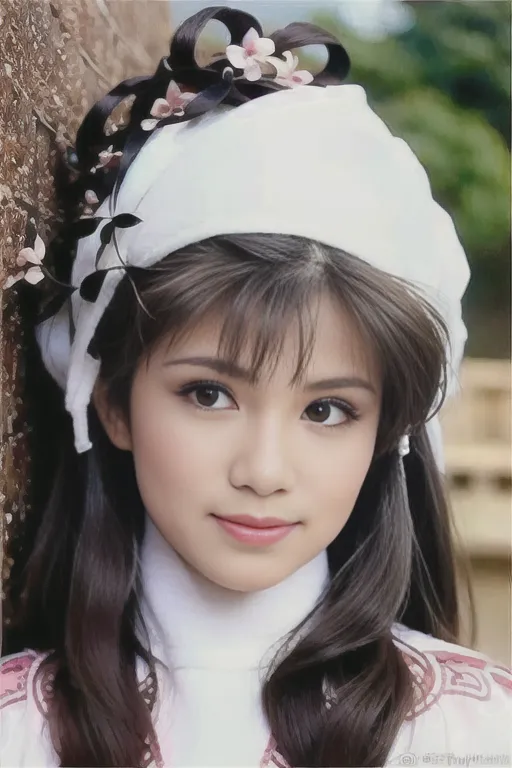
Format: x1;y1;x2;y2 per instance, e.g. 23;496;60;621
303;400;353;427
179;384;358;427
185;383;234;410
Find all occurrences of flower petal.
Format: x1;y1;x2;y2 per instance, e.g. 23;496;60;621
34;234;46;262
179;91;198;105
226;45;248;70
262;55;284;75
141;118;160;131
296;70;314;85
98;150;112;166
24;266;45;285
244;60;262;81
85;190;99;205
17;248;32;266
254;37;275;58
3;272;24;289
165;81;182;110
242;27;259;49
166;80;181;99
150;98;172;118
282;50;294;69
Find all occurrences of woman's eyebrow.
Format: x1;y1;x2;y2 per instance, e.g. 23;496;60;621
164;356;376;394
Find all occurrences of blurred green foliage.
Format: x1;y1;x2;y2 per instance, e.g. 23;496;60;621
312;1;511;357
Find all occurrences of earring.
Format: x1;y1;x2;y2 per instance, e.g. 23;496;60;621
398;435;410;457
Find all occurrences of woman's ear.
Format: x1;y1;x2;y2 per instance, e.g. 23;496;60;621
92;381;133;451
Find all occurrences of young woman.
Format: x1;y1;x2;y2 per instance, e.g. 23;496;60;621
1;7;510;767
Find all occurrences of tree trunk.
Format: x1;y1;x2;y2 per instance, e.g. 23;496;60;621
0;0;171;641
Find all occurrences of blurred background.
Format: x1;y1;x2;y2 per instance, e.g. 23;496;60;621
169;0;511;663
1;0;510;664
173;0;511;360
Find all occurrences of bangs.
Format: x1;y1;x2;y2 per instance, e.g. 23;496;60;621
144;236;332;389
98;233;447;454
171;278;323;389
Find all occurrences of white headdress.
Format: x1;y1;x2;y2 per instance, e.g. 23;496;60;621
34;49;469;464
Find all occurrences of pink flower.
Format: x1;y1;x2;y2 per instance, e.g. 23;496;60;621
95;145;123;170
4;234;46;288
273;51;314;88
226;27;276;82
141;81;198;131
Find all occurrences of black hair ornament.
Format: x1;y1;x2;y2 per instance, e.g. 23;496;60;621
5;6;350;331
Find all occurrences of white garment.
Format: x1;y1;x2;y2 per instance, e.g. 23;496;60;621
1;520;511;767
140;518;331;767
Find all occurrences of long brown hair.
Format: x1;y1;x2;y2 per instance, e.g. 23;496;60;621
5;7;474;768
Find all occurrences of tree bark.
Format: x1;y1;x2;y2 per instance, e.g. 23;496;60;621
0;0;171;637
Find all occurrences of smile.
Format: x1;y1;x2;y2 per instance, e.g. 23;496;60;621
211;515;299;546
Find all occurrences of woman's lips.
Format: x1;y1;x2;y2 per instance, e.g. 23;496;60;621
212;515;299;546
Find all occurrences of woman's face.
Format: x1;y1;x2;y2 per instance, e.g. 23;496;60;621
96;292;382;592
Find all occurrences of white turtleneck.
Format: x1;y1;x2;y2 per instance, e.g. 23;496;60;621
139;517;330;767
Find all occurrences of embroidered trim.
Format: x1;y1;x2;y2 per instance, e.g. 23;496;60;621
260;735;290;768
490;665;512;693
0;651;39;710
139;668;164;768
139;668;158;710
141;739;164;768
402;648;512;719
34;660;56;716
3;647;509;767
260;650;512;767
270;749;291;768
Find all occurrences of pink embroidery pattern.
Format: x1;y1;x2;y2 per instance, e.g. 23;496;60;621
141;739;164;768
270;749;291;768
260;735;290;768
402;647;512;719
490;664;512;693
139;670;164;768
34;661;56;716
140;669;158;710
0;651;38;710
1;652;165;768
260;650;512;767
3;646;509;768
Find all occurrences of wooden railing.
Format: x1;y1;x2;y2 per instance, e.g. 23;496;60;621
441;358;511;556
442;359;511;445
440;358;511;664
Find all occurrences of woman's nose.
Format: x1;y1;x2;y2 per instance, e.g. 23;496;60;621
228;415;295;497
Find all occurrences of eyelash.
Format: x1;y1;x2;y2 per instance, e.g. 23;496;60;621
176;379;361;428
